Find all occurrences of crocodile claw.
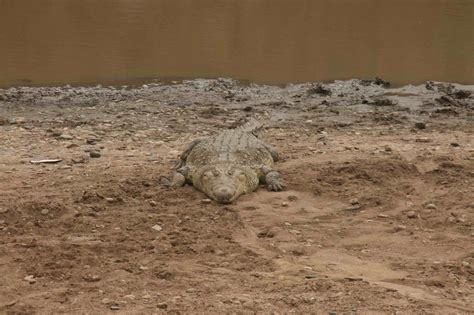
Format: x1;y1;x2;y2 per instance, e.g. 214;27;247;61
267;182;285;191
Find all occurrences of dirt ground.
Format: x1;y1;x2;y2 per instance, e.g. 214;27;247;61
0;79;473;314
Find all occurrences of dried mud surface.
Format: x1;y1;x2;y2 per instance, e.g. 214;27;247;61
0;79;473;314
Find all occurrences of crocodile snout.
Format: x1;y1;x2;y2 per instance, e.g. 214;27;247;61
214;186;235;203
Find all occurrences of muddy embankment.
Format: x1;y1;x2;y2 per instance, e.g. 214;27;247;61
0;79;473;313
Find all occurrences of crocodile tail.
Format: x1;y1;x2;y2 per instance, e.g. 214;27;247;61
239;117;263;135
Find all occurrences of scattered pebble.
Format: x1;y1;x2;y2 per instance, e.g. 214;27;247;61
450;142;460;147
415;137;431;143
24;275;36;284
90;150;101;158
110;304;120;311
377;214;389;218
151;224;162;232
414;122;426;130
72;157;87;164
344;205;361;211
349;198;359;205
157;302;168;309
66;143;79;149
86;138;100;145
82;274;101;282
58;134;74;140
425;203;437;209
201;198;212;204
40;209;49;215
394;225;407;232
287;195;298;201
406;211;417;218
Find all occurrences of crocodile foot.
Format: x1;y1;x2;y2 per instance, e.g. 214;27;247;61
159;172;186;187
265;171;285;191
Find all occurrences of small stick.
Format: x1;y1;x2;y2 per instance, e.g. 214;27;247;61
30;159;62;164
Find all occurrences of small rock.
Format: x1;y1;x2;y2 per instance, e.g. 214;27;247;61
377;214;389;218
110;304;120;311
90;150;101;158
406;211;417;218
215;249;225;256
456;217;466;223
86;138;100;145
394;225;407;232
24;275;36;284
349;198;359;205
82;274;101;282
415;137;431;143
40;209;49;215
344;205;361;211
105;198;115;203
287;195;298;201
425;203;437;209
151;224;162;232
58;134;74;140
157;302;168;309
149;200;157;207
450;142;460;147
66;143;79;149
461;261;470;267
201;198;212;204
414;122;426;130
281;202;289;207
72;156;87;164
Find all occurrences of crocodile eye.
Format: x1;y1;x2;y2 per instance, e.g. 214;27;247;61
238;174;246;181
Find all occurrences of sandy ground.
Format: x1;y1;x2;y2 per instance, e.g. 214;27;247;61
0;79;473;314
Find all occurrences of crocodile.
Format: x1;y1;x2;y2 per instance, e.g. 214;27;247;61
161;119;285;203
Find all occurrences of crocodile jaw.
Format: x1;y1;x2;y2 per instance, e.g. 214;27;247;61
192;166;259;203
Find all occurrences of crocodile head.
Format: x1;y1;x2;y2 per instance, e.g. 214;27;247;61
192;165;259;204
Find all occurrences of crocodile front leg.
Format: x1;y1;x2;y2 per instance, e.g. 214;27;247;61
263;143;279;162
160;166;191;187
260;165;285;191
175;139;202;169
